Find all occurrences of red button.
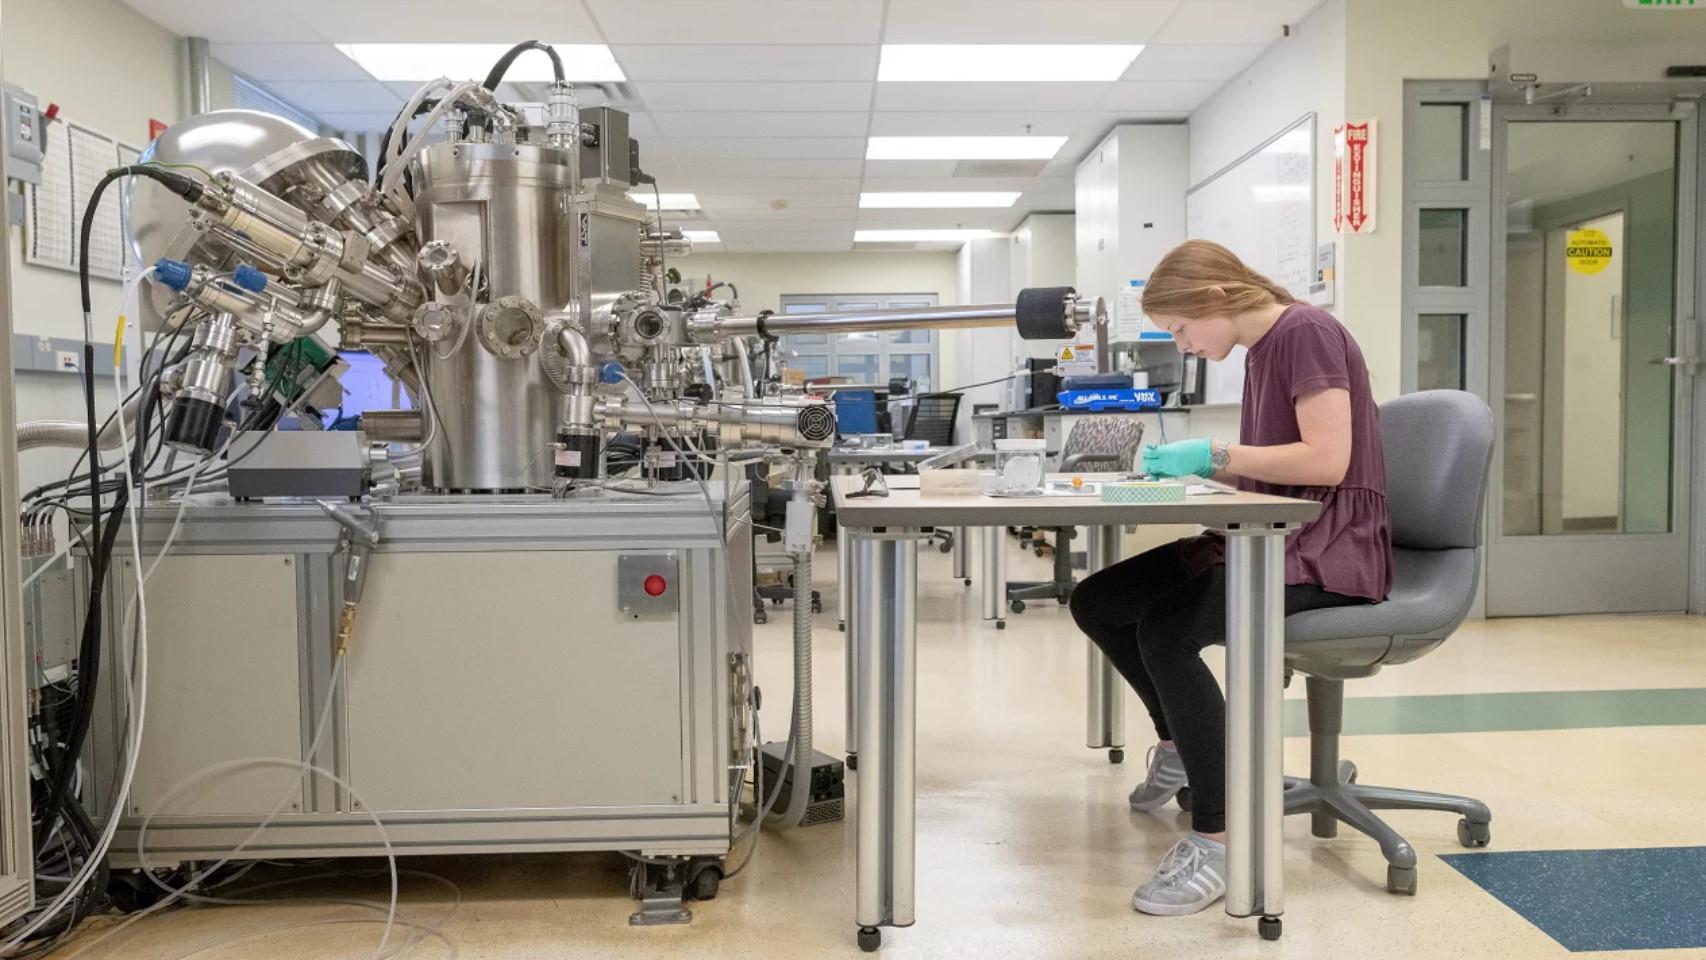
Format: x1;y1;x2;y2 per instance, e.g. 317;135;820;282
643;574;668;597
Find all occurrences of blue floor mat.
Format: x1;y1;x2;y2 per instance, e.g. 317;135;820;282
1440;847;1706;952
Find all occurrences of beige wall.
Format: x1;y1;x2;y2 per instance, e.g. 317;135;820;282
1341;0;1692;400
3;0;187;491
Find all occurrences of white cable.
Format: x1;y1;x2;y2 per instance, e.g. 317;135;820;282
615;372;726;547
381;80;485;196
385;78;452;174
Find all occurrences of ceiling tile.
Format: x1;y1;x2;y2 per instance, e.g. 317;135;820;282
1120;43;1268;81
1097;81;1221;113
637;82;873;112
267;81;404;114
672;157;866;179
652;138;867;159
872;83;1112;112
867;111;1104;137
376;82;628;110
315;111;406;133
700;194;858;212
625;113;660;139
612;45;878;82
1152;0;1318;45
282;0;603;41
720;236;854;253
211;43;375;82
585;0;883;44
883;1;1179;43
854;209;1022;230
652;112;870;138
122;0;321;40
860;160;962;179
674;178;862;195
858;174;1070;192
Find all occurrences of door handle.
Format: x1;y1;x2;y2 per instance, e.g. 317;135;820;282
1649;356;1701;375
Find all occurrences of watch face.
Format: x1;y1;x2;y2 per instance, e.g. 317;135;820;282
1212;444;1230;468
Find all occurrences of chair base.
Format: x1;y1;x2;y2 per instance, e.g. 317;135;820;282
1286;675;1492;892
1006;579;1074;605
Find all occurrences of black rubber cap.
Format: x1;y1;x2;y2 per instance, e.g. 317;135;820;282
1015;286;1076;340
164;396;225;455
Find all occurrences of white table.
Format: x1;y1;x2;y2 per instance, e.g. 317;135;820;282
827;445;967;631
832;475;1321;951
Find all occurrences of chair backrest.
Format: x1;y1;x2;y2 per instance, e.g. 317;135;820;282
1380;390;1494;550
901;393;961;446
1061;415;1145;471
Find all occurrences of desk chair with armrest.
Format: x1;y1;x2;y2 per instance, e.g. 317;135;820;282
1005;416;1145;612
1183;390;1495;896
898;393;962;553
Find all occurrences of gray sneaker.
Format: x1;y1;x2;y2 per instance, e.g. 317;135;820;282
1132;834;1227;916
1128;744;1187;812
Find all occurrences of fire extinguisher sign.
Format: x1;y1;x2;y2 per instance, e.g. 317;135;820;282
1338;120;1377;235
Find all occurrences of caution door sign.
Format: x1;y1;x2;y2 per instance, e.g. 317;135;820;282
1566;227;1613;275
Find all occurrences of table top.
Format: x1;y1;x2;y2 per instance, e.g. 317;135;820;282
830;473;1323;529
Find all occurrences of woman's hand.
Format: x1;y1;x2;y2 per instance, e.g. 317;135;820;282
1142;439;1215;479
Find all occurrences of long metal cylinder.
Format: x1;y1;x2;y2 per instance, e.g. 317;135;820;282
695;302;1026;342
412;142;574;491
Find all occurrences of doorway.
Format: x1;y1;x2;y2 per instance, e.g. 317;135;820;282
1488;106;1698;615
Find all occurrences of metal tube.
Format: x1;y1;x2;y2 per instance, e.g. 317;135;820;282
890;532;918;927
979;527;1006;624
695;302;1025;342
187;36;212;115
854;531;889;926
951;527;969;581
842;526;856;756
1085;525;1125;750
1223;528;1256;918
1258;529;1287;916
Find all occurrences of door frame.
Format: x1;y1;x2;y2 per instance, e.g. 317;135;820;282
1486;100;1699;616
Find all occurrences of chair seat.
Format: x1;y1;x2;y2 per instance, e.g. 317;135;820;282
1285;548;1479;675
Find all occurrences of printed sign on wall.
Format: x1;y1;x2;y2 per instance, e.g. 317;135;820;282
1336;120;1377;235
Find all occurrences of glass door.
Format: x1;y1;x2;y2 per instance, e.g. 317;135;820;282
1488;104;1699;615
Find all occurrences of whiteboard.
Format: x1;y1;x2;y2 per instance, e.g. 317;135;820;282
1185;113;1315;403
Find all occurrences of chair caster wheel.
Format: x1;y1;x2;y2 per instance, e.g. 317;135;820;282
1176;786;1192;813
939;542;953;554
1259;916;1282;941
1339;760;1357;784
688;865;723;901
754;611;768;625
1034;547;1046;557
858;926;881;952
838;621;846;632
963;578;972;586
1387;864;1417;895
1010;599;1026;614
996;620;1007;630
1108;748;1124;764
1457;818;1491;848
846;754;857;771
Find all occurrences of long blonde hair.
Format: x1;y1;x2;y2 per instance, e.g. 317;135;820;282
1141;240;1296;319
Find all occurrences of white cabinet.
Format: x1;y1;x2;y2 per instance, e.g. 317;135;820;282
1074;125;1190;341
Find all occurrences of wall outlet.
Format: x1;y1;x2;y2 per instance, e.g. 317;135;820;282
55;351;78;372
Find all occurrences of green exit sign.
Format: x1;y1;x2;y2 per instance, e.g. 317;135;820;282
1625;0;1701;7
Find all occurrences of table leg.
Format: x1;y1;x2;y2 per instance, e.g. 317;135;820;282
845;531;859;768
1223;525;1288;938
838;525;851;632
979;527;1006;628
951;526;970;584
1083;525;1126;763
853;529;920;950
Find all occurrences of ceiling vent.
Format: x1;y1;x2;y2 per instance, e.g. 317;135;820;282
953;159;1048;178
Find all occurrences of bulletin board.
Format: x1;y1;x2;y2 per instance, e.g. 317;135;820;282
25;116;143;282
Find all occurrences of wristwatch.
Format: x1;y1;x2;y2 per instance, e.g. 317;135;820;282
1210;440;1231;471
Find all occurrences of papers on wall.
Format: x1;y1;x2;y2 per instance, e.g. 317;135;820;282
26;117;143;282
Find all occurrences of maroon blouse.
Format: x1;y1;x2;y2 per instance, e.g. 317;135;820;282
1178;304;1393;601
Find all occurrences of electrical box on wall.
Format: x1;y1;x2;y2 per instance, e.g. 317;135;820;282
3;83;45;186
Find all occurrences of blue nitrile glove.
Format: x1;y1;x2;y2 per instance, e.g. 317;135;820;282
1142;439;1215;479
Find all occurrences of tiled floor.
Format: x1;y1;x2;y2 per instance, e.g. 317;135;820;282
61;538;1706;959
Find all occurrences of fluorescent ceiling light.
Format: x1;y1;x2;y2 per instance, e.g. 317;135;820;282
629;192;701;211
878;44;1143;82
854;229;996;243
860;192;1021;209
866;136;1067;160
683;230;721;243
335;43;625;82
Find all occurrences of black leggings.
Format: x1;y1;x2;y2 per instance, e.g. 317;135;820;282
1068;541;1365;834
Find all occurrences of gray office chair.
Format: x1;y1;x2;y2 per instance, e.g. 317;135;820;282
1282;389;1495;896
1006;416;1144;612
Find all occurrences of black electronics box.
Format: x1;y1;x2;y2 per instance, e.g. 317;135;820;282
760;741;845;827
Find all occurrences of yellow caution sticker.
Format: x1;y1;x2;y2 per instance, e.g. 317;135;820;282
1058;346;1074;361
1566;227;1613;275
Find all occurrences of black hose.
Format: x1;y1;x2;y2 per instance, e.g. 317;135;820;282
35;164;201;853
481;40;564;90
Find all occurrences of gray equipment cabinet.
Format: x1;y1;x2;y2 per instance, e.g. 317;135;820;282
0;0;42;925
83;490;752;866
